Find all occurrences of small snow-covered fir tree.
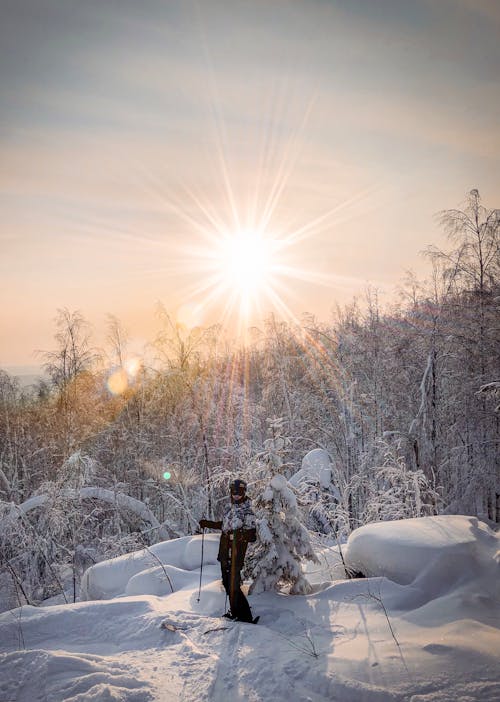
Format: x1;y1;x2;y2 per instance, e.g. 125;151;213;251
248;418;319;595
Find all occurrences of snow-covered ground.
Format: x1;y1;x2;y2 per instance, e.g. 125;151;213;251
1;515;499;701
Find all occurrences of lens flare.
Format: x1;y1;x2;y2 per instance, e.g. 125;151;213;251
106;356;142;395
107;368;128;395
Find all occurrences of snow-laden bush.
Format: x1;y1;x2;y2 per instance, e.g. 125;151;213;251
0;473;162;607
352;438;441;524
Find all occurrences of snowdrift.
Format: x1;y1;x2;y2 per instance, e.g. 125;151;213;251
289;448;332;488
345;514;499;585
81;533;220;600
1;515;498;702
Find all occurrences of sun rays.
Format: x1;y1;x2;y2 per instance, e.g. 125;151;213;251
86;70;382;340
155;176;378;339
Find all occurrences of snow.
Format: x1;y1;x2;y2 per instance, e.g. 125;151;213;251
81;534;220;600
270;474;287;490
344;514;499;585
1;515;499;702
14;488;170;540
289;448;333;490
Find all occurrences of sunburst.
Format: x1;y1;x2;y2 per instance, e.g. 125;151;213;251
218;228;272;299
145;176;378;338
200;225;285;324
114;82;380;336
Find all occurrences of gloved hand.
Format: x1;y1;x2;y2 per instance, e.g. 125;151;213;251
199;519;209;529
245;527;257;543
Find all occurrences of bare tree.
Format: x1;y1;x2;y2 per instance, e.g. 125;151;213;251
40;309;100;455
106;314;129;368
426;189;499;296
42;309;97;392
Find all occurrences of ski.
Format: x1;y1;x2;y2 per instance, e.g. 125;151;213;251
160;620;188;632
160;613;259;631
160;614;235;634
202;625;231;634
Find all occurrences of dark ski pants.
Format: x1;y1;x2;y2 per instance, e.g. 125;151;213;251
220;556;253;622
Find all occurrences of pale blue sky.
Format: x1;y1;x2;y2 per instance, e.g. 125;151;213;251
1;0;499;365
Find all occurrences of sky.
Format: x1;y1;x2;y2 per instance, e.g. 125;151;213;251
1;0;499;368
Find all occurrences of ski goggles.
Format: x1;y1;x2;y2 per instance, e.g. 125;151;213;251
230;480;247;496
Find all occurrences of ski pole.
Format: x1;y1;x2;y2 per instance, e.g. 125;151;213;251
197;528;205;602
333;526;350;579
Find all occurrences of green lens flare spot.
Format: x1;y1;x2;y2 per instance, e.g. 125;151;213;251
163;471;171;481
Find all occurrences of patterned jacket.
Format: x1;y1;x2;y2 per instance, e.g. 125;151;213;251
203;497;256;567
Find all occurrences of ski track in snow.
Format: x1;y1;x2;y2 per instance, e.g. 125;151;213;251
1;516;499;702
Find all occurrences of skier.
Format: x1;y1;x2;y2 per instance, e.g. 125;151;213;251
199;479;258;623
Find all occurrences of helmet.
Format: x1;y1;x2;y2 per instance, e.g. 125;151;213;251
230;478;247;495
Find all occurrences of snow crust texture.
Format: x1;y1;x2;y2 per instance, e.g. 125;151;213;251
1;515;499;702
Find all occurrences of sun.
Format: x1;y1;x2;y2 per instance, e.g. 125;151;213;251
175;222;291;332
217;228;272;299
136;87;377;335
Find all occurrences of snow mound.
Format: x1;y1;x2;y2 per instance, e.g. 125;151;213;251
125;564;220;597
81;534;219;600
289;448;332;489
345;515;499;586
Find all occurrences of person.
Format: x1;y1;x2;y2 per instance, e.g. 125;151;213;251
199;478;257;623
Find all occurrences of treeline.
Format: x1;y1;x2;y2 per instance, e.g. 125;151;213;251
0;190;498;607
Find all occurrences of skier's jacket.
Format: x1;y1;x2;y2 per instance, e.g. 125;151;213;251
203;497;257;569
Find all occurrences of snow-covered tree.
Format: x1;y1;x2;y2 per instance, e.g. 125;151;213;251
360;438;441;523
248;419;319;594
289;448;342;536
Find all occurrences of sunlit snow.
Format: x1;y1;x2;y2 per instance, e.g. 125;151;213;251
1;515;499;702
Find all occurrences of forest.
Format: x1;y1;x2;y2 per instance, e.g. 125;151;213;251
0;190;498;610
